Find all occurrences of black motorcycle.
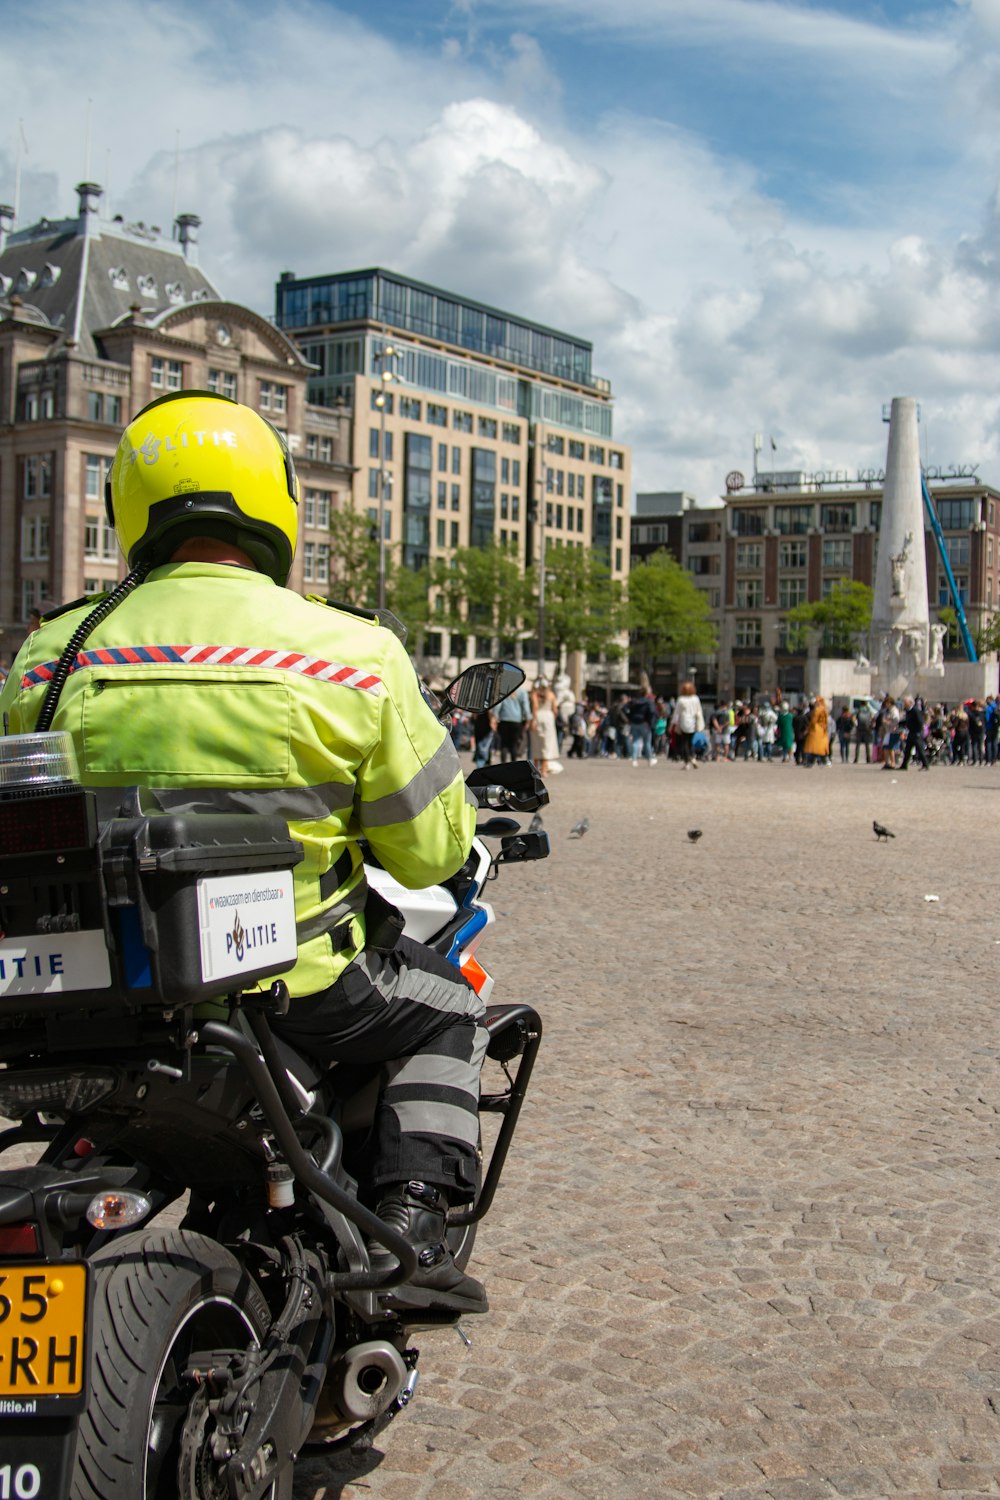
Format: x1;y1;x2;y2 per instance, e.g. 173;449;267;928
0;661;546;1498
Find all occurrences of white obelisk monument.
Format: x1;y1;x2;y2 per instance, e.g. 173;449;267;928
871;397;930;699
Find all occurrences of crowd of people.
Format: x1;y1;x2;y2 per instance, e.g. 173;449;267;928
459;681;1000;772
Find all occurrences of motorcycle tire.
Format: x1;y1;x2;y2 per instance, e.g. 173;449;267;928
70;1226;292;1500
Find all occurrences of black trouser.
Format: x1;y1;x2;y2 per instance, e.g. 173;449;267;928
497;720;526;761
902;732;928;769
274;936;487;1201
854;735;871;763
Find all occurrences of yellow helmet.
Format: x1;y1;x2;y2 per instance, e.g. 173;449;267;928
106;391;299;584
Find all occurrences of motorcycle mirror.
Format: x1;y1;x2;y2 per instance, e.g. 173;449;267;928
442;662;525;714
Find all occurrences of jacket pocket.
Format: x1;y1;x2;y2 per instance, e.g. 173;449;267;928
80;676;291;779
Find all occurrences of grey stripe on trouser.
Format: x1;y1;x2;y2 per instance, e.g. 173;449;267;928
273;934;487;1200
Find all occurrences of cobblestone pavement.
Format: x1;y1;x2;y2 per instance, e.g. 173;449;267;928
293;755;1000;1500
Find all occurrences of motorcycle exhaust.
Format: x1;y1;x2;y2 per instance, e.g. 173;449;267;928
322;1339;409;1424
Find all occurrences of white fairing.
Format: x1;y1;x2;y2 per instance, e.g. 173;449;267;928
366;865;460;944
365;838;494;948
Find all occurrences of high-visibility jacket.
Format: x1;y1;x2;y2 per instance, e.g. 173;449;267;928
0;562;476;997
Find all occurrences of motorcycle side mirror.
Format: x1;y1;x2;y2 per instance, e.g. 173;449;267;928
441;662;525;715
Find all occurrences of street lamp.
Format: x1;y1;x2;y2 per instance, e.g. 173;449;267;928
536;462;548;682
373;341;399;613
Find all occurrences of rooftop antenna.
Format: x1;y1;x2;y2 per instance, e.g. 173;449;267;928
83;98;92;181
13;119;27;222
171;130;180;222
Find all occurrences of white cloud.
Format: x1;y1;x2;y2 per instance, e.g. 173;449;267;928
6;0;1000;505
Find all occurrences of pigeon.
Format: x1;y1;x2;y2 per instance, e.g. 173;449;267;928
528;813;544;833
687;829;703;842
569;816;590;838
873;820;895;842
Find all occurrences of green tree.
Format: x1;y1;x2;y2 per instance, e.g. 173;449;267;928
626;550;717;678
385;558;431;649
786;579;873;656
528;545;625;662
327;506;379;608
430;543;530;663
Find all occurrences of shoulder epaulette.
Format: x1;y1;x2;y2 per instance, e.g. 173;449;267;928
41;593;109;623
307;596;408;646
311;595;380;625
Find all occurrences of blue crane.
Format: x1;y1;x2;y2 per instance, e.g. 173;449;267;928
920;473;978;663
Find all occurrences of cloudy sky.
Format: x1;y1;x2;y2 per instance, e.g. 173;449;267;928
5;0;1000;498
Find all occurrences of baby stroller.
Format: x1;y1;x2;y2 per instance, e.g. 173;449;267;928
925;726;950;766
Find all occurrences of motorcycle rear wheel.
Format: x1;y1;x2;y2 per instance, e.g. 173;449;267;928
70;1226;292;1500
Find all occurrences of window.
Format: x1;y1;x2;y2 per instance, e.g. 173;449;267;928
399;396;422;420
152;357;183;391
370;389;393;415
869;501;882;530
735;618;762;648
427;403;447;427
935;497;975;530
452;447;462;475
436;519;446;546
511;461;521;486
85;517;101;559
774;504;813;535
735;578;762;608
502;422;521;444
546;434;564;454
88;391;103;422
732;509;765;537
942;535;970;569
107;395;122;425
822;539;852;570
304;489;331;529
84;578;102;596
609;450;624;470
451;521;460;547
451;484;461;510
23;455;53;499
303;542;315;581
588;445;605;465
208;369;237;400
478;416;497;439
22;391;38;422
260;380;287;414
21;515;50;560
820;503;855;532
779;541;807;569
453;410;472;433
315;544;330;585
102;522;117;560
437;480;447;508
735;542;762;570
437;443;447;471
779;577;807;609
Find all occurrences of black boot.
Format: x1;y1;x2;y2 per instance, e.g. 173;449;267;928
368;1180;488;1315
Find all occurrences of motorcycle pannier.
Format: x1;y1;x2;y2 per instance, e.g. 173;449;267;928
0;787;303;1017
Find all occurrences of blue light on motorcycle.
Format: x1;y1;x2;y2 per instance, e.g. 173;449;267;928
86;1190;151;1231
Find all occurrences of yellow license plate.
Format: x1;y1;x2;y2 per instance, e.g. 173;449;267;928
0;1263;87;1397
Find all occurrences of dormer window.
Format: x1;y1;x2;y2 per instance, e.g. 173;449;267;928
39;263;62;288
165;281;185;304
108;267;130;291
191;288;210;303
16;268;37;292
137;273;157;298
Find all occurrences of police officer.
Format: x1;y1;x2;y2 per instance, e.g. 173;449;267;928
0;392;489;1315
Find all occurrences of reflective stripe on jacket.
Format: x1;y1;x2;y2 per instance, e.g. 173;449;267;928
0;562;476;997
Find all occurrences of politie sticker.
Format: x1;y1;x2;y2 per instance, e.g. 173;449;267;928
0;931;112;996
197;871;297;983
